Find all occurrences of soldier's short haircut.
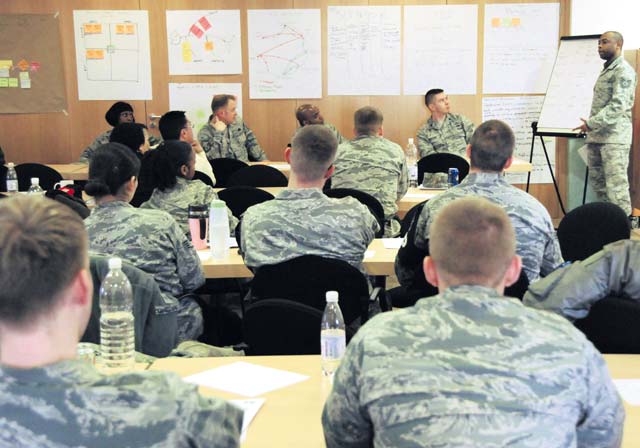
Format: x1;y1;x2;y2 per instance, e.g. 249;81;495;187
290;124;338;182
0;196;87;326
211;94;237;114
159;111;188;140
430;197;515;286
354;106;383;136
469;120;515;172
85;143;141;197
425;88;444;106
295;104;316;127
603;30;624;46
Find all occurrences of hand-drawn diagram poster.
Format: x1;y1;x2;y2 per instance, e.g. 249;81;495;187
0;14;67;113
73;10;152;100
166;10;242;75
247;9;321;99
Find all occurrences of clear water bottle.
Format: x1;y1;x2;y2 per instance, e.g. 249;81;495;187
321;291;346;378
99;257;135;372
209;199;230;260
5;162;18;193
27;177;44;195
405;138;418;188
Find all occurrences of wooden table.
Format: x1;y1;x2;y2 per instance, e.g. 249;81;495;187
200;238;397;279
150;354;640;448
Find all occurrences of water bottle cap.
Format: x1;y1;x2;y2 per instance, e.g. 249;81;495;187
408;138;414;144
326;291;339;302
7;162;14;167
108;257;122;269
30;177;39;185
210;199;225;209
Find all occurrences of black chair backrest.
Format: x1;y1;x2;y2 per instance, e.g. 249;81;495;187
227;164;288;187
15;163;62;191
558;202;630;262
417;153;469;185
325;188;385;238
574;296;640;354
243;299;323;355
399;200;427;238
250;255;370;325
504;270;529;301
0;165;6;192
218;186;275;219
192;170;214;187
209;158;248;188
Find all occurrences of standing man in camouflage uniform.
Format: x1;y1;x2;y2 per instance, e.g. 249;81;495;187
293;103;346;144
0;195;242;447
396;120;562;297
416;88;475;158
198;94;267;162
332;106;408;237
240;125;379;273
574;31;636;215
323;197;624;447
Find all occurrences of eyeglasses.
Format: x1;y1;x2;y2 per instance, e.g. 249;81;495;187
183;122;195;129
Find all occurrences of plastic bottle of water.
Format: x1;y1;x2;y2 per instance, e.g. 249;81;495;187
321;291;346;378
210;199;230;260
99;257;135;372
27;177;44;195
405;138;418;188
5;163;18;193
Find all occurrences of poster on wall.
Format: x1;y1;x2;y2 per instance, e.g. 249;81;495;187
0;14;67;114
403;5;478;95
73;10;152;100
166;10;242;76
248;9;321;99
168;83;243;136
327;6;401;96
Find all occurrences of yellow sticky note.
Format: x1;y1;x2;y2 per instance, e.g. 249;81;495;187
204;41;214;51
86;49;105;60
0;60;12;69
115;24;126;34
512;17;521;27
84;23;102;34
491;18;501;28
125;24;135;34
8;78;18;87
19;71;29;80
0;78;8;87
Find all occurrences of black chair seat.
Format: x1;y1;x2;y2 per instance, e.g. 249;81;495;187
325;188;385;238
417;154;469;185
228;165;288;187
399;200;427;238
15;163;62;191
218;186;275;219
209;158;248;188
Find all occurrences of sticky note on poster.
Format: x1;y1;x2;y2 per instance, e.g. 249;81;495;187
8;78;18;87
125;23;135;34
83;23;102;34
0;60;12;77
0;78;8;87
182;41;192;62
86;49;105;60
0;68;8;78
19;71;30;88
204;41;214;51
115;23;126;34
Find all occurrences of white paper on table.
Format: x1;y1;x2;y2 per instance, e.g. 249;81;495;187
613;379;640;405
229;398;265;442
364;250;375;259
267;163;290;170
184;361;309;397
196;237;238;261
404;192;439;199
382;238;403;249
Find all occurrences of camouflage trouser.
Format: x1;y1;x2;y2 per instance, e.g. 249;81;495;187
586;143;631;215
176;295;204;343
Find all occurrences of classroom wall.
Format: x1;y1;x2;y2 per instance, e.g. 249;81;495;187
0;0;620;220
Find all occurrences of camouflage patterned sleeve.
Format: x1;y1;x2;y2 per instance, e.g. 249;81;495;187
170;219;205;292
394;206;430;286
79;131;110;163
461;115;476;144
577;343;625;448
416;123;434;158
243;122;267;161
322;337;373;448
540;230;564;276
397;155;409;200
198;125;224;160
587;67;636;132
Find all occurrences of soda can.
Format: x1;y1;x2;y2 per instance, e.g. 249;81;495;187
448;168;459;187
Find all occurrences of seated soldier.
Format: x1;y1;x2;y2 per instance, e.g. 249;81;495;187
293;104;346;144
240;124;379;273
0;195;241;447
323;197;624;447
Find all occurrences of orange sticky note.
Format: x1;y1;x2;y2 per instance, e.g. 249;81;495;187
125;24;135;34
17;59;29;71
86;49;105;60
84;23;102;34
491;18;501;28
204;41;214;51
512;17;521;27
115;24;126;34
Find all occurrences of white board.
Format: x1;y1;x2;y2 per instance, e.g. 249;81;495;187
73;10;152;100
537;36;602;135
247;9;321;99
166;10;242;76
483;3;559;94
403;5;478;95
327;6;401;96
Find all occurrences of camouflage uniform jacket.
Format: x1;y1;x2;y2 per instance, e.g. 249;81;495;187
79;130;161;163
85;201;205;299
416;113;475;158
332;135;409;237
586;55;637;145
198;117;267;162
291;123;347;145
322;285;624;448
141;177;238;236
0;359;242;447
395;172;562;286
524;239;640;321
240;188;379;272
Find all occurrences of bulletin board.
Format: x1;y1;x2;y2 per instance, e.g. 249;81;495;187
0;14;67;113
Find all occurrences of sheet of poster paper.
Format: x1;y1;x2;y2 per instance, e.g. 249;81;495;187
403;5;478;95
166;10;242;75
248;9;321;99
168;83;242;136
482;96;555;184
483;3;559;94
73;10;152;100
327;6;401;95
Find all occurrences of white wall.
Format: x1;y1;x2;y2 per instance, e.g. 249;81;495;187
571;0;640;49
